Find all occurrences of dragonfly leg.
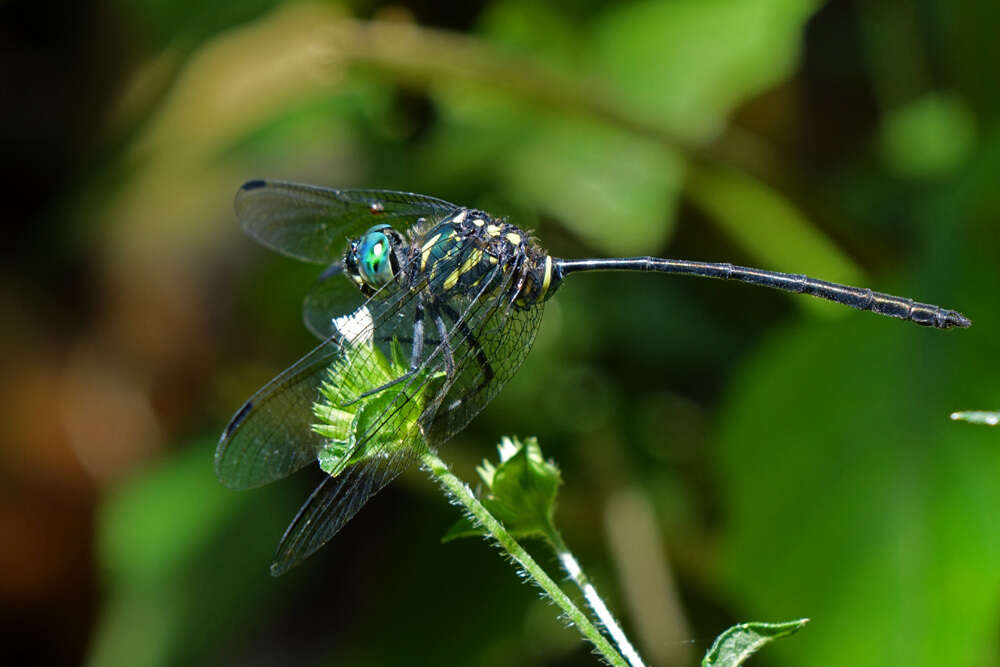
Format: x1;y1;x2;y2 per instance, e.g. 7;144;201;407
439;302;495;400
410;292;425;372
432;307;456;380
341;296;427;407
341;370;418;407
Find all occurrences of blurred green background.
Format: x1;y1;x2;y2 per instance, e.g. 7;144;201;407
3;0;999;665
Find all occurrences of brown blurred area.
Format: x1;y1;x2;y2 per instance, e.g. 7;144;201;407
2;2;489;663
1;2;222;662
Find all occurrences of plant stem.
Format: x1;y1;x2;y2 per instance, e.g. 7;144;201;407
545;528;647;667
420;450;629;667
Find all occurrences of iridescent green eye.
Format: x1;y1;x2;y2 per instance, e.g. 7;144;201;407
358;226;395;287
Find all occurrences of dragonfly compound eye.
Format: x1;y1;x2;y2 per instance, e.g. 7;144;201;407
358;225;396;288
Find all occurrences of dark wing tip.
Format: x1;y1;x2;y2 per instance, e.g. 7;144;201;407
215;400;253;485
222;399;253;440
241;179;268;191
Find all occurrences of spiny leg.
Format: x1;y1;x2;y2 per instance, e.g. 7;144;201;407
439;302;495;408
432;305;456;380
341;293;427;407
410;291;426;372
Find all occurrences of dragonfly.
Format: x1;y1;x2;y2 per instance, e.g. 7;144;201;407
216;179;971;575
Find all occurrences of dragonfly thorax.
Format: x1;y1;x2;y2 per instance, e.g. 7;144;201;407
413;209;562;308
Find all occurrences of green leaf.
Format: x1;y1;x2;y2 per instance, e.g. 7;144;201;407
441;516;483;543
444;436;562;541
702;619;809;667
878;92;976;179
715;311;1000;666
99;439;239;580
594;0;821;141
91;439;295;667
478;1;585;71
504;118;683;256
424;0;823;259
312;332;437;476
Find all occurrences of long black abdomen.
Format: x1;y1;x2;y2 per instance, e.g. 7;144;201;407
722;264;970;328
555;257;970;329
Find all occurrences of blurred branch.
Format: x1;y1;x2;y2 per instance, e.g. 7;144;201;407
319;18;800;179
316;16;859;276
317;18;698;154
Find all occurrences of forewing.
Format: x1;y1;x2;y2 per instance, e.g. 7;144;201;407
302;263;366;340
215;338;343;489
235;180;459;263
216;274;418;489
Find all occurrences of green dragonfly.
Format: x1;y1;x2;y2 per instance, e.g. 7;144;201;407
216;180;970;575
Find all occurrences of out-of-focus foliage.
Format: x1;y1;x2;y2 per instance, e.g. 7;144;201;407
4;0;999;666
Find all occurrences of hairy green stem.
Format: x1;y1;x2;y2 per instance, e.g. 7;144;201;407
420;450;629;667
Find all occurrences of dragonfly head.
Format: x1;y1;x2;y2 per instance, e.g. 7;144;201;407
345;224;406;296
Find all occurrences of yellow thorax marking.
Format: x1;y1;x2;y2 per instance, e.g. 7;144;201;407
486;224;502;237
505;232;522;245
420;232;442;271
444;248;484;290
460;248;483;275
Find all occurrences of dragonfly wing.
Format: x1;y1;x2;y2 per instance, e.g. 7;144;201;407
217;263;430;487
302;263;366;341
216;337;344;489
235;180;460;263
216;284;414;489
224;221;547;573
269;448;418;576
418;259;546;444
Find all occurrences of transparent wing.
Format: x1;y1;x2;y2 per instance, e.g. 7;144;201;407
268;254;546;574
235;179;460;263
220;228;546;573
425;262;545;443
216;271;420;490
302;263;365;340
269;449;417;576
215;338;343;490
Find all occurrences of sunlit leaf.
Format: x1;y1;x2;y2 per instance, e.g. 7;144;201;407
444;436;562;542
504;118;683;256
716;312;1000;667
878;93;976;179
594;0;821;140
702;619;808;667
